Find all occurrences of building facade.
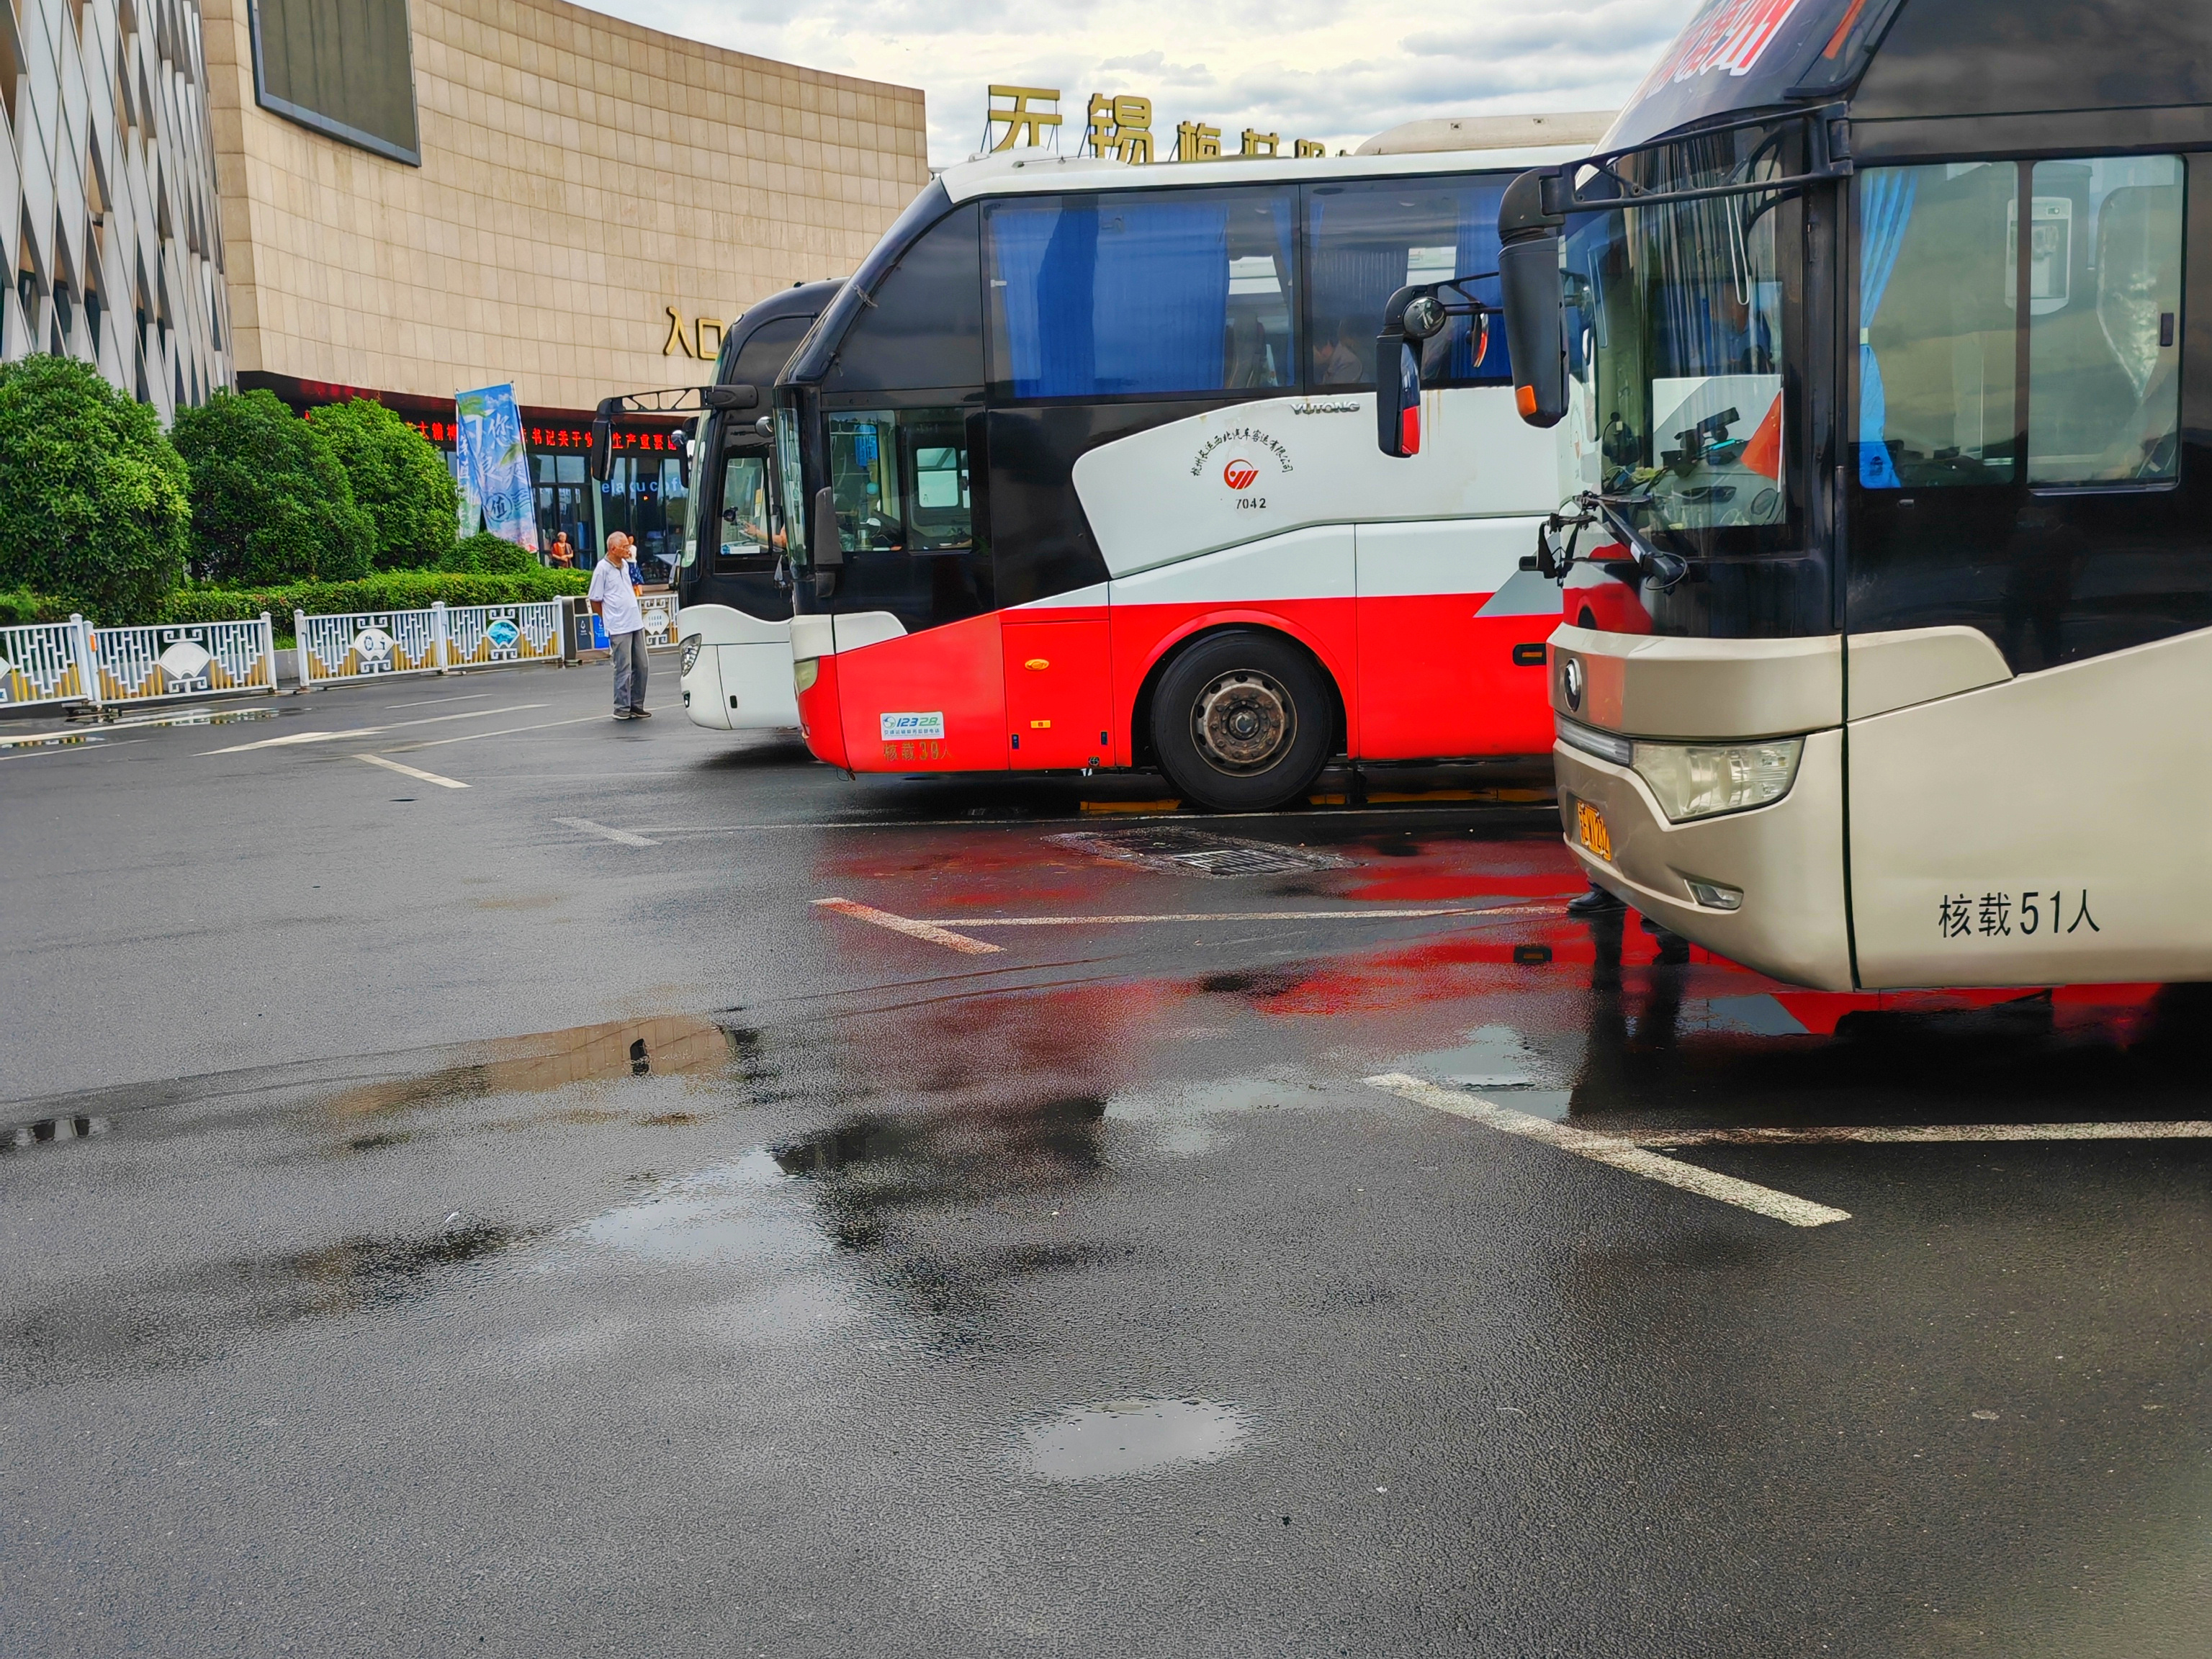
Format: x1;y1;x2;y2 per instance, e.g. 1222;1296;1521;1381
2;0;233;420
6;0;928;570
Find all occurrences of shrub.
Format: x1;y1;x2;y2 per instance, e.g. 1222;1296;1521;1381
441;530;539;575
309;397;461;570
0;588;78;625
0;355;190;621
157;569;587;626
174;389;374;586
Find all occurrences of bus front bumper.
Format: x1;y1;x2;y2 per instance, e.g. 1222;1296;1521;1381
1553;727;1854;990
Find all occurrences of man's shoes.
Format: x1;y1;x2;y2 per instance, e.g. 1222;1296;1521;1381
1566;884;1627;917
628;706;653;718
612;709;635;720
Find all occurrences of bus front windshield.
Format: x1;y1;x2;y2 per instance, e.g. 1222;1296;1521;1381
1565;132;1796;557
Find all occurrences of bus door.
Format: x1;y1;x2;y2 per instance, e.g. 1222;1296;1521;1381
1842;153;2212;985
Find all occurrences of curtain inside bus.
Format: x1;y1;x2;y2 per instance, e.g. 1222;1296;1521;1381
1303;176;1513;388
985;187;1294;397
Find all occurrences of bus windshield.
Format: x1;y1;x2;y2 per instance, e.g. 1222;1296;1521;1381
1564;128;1795;557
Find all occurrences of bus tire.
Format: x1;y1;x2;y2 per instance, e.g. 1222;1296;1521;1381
1150;631;1334;812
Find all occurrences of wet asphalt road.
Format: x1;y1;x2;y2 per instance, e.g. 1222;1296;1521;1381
4;664;2211;1657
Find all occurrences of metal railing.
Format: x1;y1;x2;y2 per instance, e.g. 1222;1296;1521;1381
296;600;567;688
93;616;279;703
0;618;97;709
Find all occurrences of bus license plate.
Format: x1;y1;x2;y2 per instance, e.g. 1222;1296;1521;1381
1575;799;1614;863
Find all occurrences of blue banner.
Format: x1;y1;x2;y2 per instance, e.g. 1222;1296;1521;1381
454;383;539;552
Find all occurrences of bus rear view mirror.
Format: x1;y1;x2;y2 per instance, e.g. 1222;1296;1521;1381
809;485;842;570
701;383;759;410
1377;340;1424;458
587;401;616;482
1499;233;1568;429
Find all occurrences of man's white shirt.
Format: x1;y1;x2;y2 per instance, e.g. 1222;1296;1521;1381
588;560;644;634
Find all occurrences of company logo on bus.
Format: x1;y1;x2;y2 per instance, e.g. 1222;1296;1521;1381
1223;460;1259;491
1561;655;1584;712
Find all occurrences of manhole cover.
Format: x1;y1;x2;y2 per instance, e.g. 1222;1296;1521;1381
1048;826;1352;878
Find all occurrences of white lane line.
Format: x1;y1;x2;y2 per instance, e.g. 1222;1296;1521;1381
556;816;659;847
0;737;145;760
1367;1073;1852;1229
354;753;469;790
382;716;599;752
1634;1120;2212;1148
204;703;546;753
930;902;1560;928
385;693;494;709
814;896;1002;955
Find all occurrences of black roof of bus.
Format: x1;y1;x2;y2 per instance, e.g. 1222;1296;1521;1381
719;278;843;385
1609;0;2212;157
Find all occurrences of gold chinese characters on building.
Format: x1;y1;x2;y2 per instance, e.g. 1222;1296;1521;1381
987;86;1326;165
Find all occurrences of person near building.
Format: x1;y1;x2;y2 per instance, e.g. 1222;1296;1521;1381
547;531;576;567
588;533;652;719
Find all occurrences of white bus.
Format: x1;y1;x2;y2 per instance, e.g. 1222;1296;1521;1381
1455;0;2212;989
765;135;1596;810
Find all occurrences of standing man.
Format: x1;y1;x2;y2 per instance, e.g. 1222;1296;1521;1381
588;532;652;720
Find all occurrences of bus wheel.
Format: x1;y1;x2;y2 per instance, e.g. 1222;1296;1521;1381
1151;631;1333;812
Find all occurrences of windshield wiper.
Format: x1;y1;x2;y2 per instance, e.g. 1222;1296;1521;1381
1533;491;1688;590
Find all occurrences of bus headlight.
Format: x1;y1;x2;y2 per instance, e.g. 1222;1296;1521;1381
793;657;819;693
678;635;703;676
1631;737;1802;822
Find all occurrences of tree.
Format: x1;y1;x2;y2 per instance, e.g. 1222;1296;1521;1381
0;355;189;620
310;397;460;569
172;389;374;586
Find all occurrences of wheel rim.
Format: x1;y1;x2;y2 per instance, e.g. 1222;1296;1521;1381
1190;669;1296;775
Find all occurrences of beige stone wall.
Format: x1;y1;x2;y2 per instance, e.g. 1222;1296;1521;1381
201;0;929;411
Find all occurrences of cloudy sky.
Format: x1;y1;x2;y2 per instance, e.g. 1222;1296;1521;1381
611;0;1704;166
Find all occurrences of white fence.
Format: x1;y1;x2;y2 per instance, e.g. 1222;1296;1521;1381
0;618;96;709
296;599;566;689
1;615;279;711
94;617;279;703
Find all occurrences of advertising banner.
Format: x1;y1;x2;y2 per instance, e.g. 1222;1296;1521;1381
454;383;540;552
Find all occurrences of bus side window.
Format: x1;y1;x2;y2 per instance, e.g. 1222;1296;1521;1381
826;410;974;554
984;186;1299;399
2026;156;2183;485
1303;176;1514;392
712;453;776;572
1854;161;2020;488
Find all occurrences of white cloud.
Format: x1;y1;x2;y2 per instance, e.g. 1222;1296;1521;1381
594;0;1704;167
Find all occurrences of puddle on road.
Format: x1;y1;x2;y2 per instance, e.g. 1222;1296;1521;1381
325;1014;746;1119
1017;1396;1253;1482
3;1114;109;1154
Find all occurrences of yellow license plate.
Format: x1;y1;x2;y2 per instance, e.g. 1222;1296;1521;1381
1575;799;1614;863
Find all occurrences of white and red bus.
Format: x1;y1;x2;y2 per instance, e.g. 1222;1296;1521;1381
773;139;1588;809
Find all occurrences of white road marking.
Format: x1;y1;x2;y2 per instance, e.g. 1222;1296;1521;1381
385;693;494;709
1633;1120;2212;1147
0;737;144;760
0;731;107;749
930;902;1560;928
814;897;1002;955
556;817;659;847
354;753;469;789
1366;1074;1853;1229
204;703;546;753
383;716;598;751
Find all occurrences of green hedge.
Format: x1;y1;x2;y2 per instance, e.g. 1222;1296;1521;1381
156;569;588;626
0;589;78;626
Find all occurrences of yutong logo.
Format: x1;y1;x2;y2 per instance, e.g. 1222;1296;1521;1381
1223;459;1259;490
1561;655;1585;712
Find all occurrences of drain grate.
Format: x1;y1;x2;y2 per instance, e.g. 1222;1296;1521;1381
1048;826;1352;878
